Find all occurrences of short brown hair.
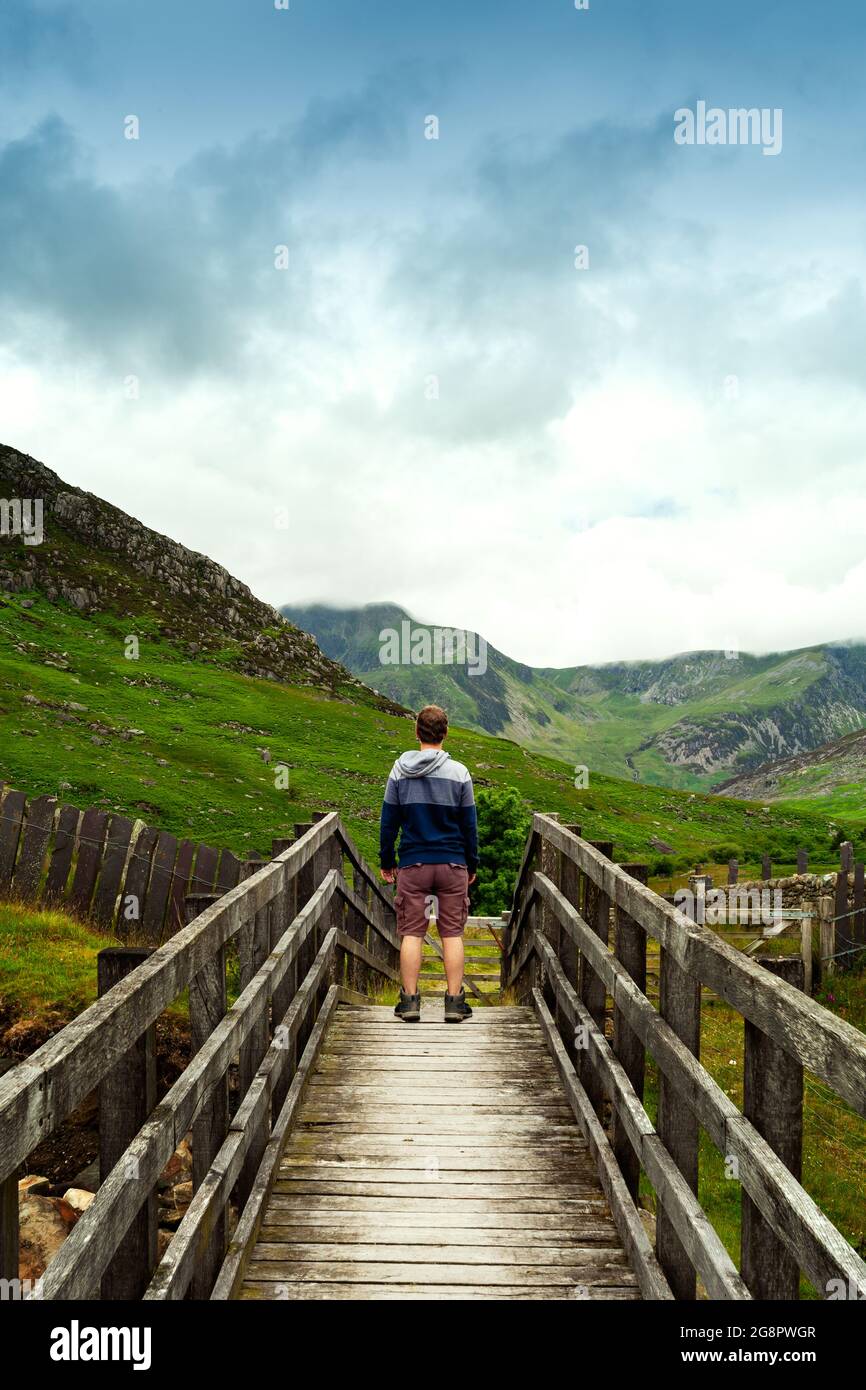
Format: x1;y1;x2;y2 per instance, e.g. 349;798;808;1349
416;704;448;743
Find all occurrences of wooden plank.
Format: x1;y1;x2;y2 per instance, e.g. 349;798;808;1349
164;839;195;937
741;957;804;1300
257;1223;617;1244
187;893;228;1301
243;1261;637;1288
268;1193;609;1215
44;803;79;901
240;1281;638;1300
91;814;134;929
0;788;27;888
120;823;158;934
189;842;219;894
250;1242;629;1267
12;793;57;900
97;947;157;1300
216;848;242;895
68;807;109;915
535;816;866;1117
613;863;648;1202
657;939;701;1301
138;830;178;944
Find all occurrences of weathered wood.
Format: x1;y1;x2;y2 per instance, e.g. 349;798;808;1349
612;864;648;1201
44;803;79;901
190;842;219;895
186;894;229;1300
558;823;581;993
69;808;109;915
854;862;866;947
91;814;135;929
728;858;739;885
656;926;701;1300
0;788;27;889
761;853;772;881
164;838;195;937
12;794;57;899
0;1171;16;1284
140;830;178;943
741;957;804;1301
97;947;157;1301
797;848;808;875
579;841;612;1116
120;824;159;935
818;894;835;983
534;817;866;1118
216;848;242;895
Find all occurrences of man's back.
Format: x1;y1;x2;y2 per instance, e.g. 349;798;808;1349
379;748;477;871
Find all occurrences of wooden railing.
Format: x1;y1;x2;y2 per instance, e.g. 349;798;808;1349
502;814;866;1303
0;812;400;1300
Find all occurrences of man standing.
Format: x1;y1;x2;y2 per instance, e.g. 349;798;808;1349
379;704;478;1022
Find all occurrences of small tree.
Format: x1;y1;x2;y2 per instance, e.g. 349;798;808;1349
472;786;532;916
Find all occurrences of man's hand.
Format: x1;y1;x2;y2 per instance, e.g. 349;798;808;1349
468;872;477;885
380;867;396;884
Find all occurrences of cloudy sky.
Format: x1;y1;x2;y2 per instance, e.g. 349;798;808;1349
2;0;866;665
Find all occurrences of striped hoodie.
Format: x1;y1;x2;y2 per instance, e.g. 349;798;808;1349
379;749;478;873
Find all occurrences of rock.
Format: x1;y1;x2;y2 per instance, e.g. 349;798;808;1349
62;1188;96;1215
18;1195;79;1282
18;1175;51;1197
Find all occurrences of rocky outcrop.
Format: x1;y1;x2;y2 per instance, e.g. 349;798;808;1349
0;444;405;713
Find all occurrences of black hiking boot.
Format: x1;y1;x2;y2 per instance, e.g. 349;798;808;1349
444;989;473;1023
394;990;421;1023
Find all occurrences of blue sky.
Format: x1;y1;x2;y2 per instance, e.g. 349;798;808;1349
2;0;866;663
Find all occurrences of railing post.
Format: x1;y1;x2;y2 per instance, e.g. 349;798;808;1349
97;946;157;1301
0;1171;16;1288
818;894;834;983
236;861;271;1210
185;892;228;1299
579;841;613;1117
834;869;850;971
558;825;582;993
741;957;804;1299
656;898;701;1301
612;863;648;1202
271;838;299;1115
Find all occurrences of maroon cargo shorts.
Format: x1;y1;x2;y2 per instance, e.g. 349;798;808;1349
395;863;470;939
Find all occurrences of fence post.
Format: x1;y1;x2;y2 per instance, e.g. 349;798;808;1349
728;858;738;886
741;957;804;1299
612;864;648;1203
818;895;835;983
800;902;815;997
579;841;613;1118
797;847;808;874
235;861;271;1210
761;854;772;882
185;893;228;1299
97;946;157;1301
0;1172;16;1288
539;815;562;1020
656;896;701;1301
271;838;299;1115
558;825;582;993
854;862;866;951
835;869;851;971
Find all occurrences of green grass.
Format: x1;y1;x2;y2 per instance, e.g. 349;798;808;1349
0;592;841;877
0;901;115;1023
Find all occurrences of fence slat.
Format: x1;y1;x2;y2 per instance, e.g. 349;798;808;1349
12;794;58;900
140;831;178;943
656;939;701;1301
741;957;804;1300
97;947;157;1300
165;839;195;937
613;863;648;1203
190;843;218;895
92;814;134;929
119;825;159;939
0;789;27;889
44;804;80;901
68;808;109;915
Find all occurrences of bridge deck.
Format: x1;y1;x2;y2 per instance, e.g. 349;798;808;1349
239;1002;640;1300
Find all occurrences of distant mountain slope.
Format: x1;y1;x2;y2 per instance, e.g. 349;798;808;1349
282;602;866;790
716;726;866;811
0;444;402;711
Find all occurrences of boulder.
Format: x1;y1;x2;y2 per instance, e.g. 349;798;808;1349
63;1188;96;1215
18;1175;51;1197
18;1195;79;1282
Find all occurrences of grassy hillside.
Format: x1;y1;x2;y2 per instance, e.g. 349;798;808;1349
718;727;866;837
282;603;866;791
0;591;840;876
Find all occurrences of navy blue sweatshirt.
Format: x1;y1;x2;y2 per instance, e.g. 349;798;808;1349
379;749;478;873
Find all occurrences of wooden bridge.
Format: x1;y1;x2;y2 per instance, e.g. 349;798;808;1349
1;812;865;1301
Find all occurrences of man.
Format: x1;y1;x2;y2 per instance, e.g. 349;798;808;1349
379;704;478;1022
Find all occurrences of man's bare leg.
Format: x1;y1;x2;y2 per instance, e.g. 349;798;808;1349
442;936;465;995
400;936;423;994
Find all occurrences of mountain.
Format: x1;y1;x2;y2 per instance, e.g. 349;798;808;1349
716;726;866;821
0;444;837;873
281;602;866;791
0;444;403;710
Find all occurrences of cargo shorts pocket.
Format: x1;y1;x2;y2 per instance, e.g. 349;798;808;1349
461;895;470;927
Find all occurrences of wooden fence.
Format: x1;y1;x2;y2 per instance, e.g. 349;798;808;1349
0;812;401;1299
502;815;866;1301
0;782;249;942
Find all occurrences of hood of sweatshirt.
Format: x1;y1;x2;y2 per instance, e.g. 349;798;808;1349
396;749;451;778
